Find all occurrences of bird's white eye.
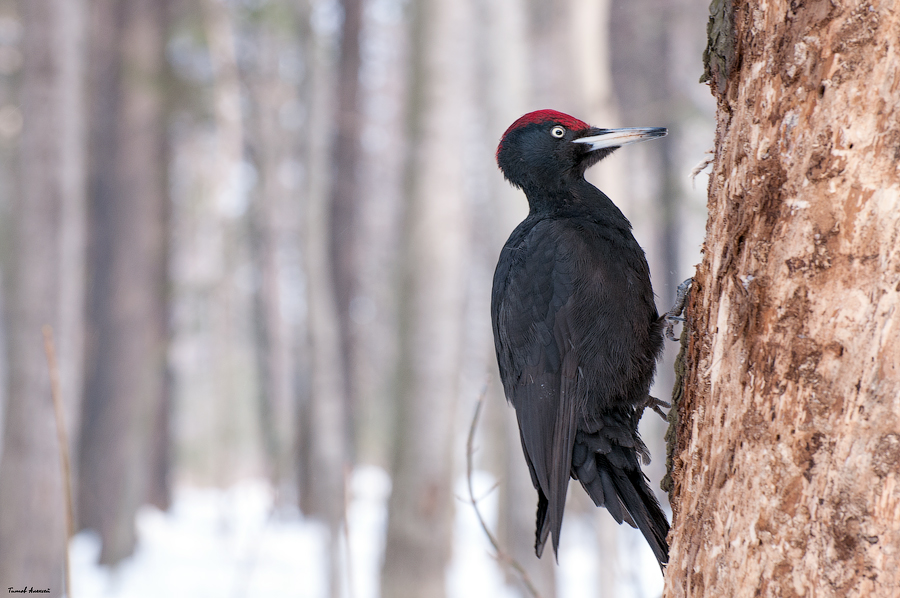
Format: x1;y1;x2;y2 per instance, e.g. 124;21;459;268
550;126;566;138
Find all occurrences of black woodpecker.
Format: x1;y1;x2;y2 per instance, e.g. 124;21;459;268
491;109;672;566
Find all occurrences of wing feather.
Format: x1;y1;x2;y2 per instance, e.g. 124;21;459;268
492;219;610;556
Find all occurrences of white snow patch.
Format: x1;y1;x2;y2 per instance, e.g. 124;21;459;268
71;480;329;598
72;467;662;598
447;470;517;598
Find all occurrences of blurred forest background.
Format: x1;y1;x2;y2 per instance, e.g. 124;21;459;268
0;0;714;596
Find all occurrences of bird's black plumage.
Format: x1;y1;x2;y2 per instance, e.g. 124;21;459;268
491;110;670;565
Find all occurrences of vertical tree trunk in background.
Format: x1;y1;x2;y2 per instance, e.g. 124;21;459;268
565;2;630;593
380;0;472;595
57;0;89;484
145;0;176;513
480;0;540;590
0;0;87;587
608;2;682;510
291;0;317;515
479;0;560;592
351;1;409;468
244;11;302;491
206;0;289;487
201;0;249;487
329;0;363;456
665;2;900;596
610;0;684;302
79;0;169;565
301;1;348;595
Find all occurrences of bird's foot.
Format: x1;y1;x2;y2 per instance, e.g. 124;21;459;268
637;395;670;422
664;278;693;341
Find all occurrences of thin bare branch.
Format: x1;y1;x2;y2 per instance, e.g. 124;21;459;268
466;379;542;598
42;325;73;598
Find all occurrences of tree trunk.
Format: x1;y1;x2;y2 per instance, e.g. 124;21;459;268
79;0;169;565
329;0;364;455
198;0;250;488
480;0;556;593
56;0;89;490
380;0;473;595
350;0;408;468
0;0;87;588
301;1;348;595
665;2;900;596
242;7;303;491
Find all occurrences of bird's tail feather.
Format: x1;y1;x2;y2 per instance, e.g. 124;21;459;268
534;489;551;557
572;428;670;565
609;460;670;565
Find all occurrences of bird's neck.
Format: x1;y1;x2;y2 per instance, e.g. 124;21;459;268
524;178;632;229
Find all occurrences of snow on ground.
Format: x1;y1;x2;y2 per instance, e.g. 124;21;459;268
71;480;330;598
71;466;662;598
447;470;517;598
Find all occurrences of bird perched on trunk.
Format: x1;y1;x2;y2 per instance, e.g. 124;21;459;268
491;109;674;566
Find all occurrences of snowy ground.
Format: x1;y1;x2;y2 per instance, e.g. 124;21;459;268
71;467;663;598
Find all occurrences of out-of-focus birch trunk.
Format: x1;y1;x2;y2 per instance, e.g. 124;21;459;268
241;1;302;491
301;1;348;595
380;0;473;595
0;0;87;587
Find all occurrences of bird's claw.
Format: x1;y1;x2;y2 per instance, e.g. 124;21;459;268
664;278;693;341
638;395;671;422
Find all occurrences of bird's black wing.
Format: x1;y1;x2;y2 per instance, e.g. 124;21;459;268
491;218;606;557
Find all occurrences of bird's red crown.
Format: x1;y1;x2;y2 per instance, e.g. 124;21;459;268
497;110;589;161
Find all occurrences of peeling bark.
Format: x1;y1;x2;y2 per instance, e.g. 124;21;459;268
665;2;900;597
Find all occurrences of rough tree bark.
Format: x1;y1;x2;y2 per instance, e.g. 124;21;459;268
665;2;900;597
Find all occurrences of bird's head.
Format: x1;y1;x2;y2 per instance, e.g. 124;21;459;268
496;109;667;191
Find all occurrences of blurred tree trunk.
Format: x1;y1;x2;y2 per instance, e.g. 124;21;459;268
243;6;302;490
485;1;628;593
567;2;631;592
608;4;709;468
329;0;363;455
145;0;177;514
610;0;684;302
380;0;472;595
478;0;559;594
57;0;90;488
0;0;87;588
606;0;683;585
351;1;408;468
301;1;348;595
205;0;287;487
79;0;170;565
293;0;317;514
665;2;900;597
201;0;249;487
